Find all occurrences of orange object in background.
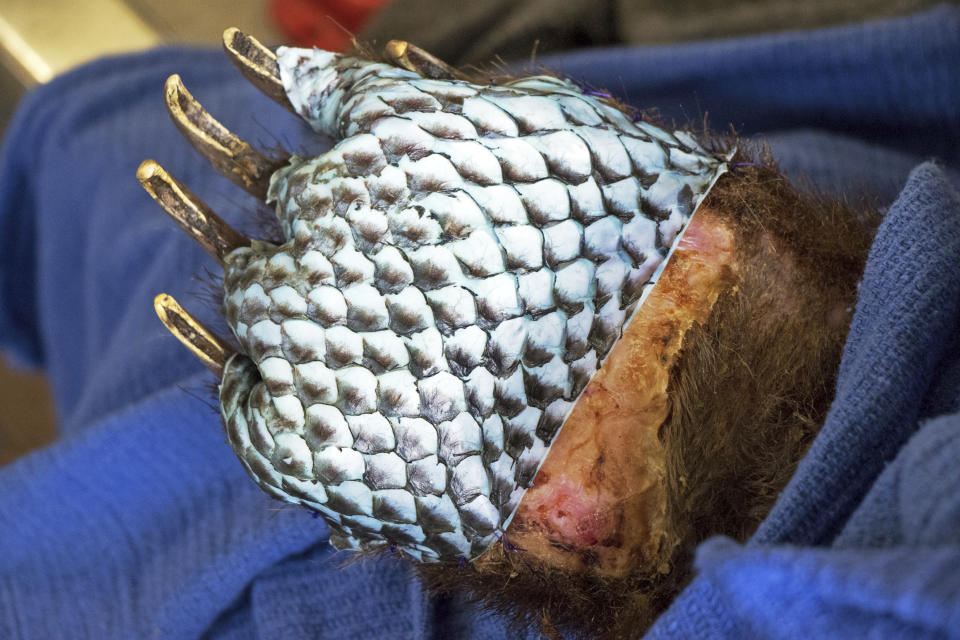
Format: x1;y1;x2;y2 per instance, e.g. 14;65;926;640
270;0;390;50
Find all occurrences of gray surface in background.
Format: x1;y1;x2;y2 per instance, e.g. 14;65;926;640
126;0;282;46
362;0;947;64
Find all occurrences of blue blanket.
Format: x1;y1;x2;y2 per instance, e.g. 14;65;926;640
1;7;958;639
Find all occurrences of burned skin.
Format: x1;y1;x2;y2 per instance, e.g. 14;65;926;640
500;211;737;578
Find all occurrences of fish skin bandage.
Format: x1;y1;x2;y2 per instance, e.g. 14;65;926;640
217;47;730;562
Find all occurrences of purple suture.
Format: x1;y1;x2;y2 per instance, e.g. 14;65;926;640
495;532;519;553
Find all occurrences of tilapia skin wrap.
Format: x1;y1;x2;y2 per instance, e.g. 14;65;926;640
218;47;729;562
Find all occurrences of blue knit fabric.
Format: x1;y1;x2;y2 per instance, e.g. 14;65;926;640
1;7;958;639
645;162;960;640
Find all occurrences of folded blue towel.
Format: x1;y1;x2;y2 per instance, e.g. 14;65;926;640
647;161;960;640
1;7;957;639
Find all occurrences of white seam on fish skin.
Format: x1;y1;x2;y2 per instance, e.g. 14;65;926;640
218;47;732;563
499;152;734;535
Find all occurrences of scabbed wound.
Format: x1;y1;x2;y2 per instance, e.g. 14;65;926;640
217;47;730;562
502;212;739;577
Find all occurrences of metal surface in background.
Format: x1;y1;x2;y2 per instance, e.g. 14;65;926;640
0;0;160;85
0;0;280;127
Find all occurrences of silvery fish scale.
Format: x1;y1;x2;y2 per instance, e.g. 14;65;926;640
218;46;728;562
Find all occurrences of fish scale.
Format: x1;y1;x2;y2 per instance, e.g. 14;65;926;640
217;47;730;562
